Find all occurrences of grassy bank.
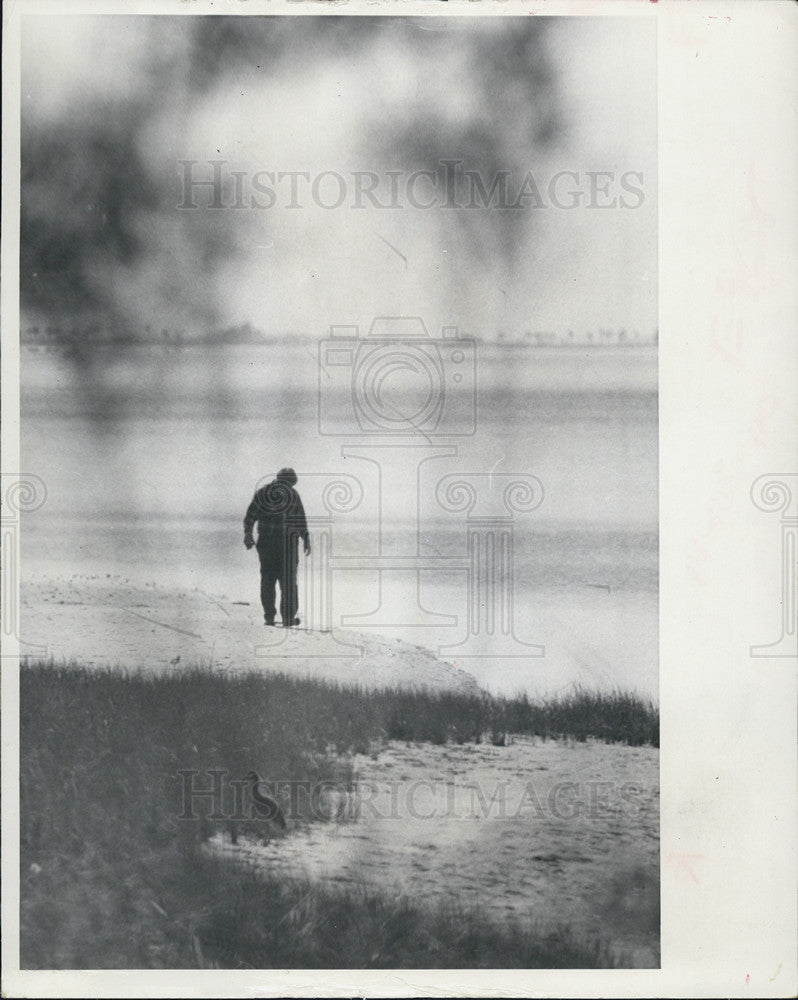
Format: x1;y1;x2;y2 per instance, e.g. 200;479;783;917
20;661;657;968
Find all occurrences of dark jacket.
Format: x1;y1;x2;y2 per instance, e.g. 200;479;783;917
244;480;309;551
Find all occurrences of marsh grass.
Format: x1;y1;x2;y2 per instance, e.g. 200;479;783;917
20;660;656;968
21;846;617;970
380;683;658;748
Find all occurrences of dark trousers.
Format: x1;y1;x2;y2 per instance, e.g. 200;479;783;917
257;540;299;623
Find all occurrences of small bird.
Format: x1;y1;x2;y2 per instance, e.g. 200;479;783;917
243;771;287;829
170;655;181;666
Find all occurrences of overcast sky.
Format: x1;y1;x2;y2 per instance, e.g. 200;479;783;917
21;14;656;341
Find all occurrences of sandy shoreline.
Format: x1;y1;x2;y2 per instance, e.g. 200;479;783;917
22;573;481;693
214;737;660;968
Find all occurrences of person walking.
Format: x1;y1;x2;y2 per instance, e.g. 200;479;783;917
244;467;311;626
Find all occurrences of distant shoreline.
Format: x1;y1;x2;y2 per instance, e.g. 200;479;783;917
20;330;659;349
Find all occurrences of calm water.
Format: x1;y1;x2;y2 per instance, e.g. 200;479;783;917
21;342;658;696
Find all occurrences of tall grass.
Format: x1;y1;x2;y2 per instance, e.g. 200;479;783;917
381;683;658;748
21;849;617;969
20;660;656;968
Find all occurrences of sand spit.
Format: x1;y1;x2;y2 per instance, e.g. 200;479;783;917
22;574;480;693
